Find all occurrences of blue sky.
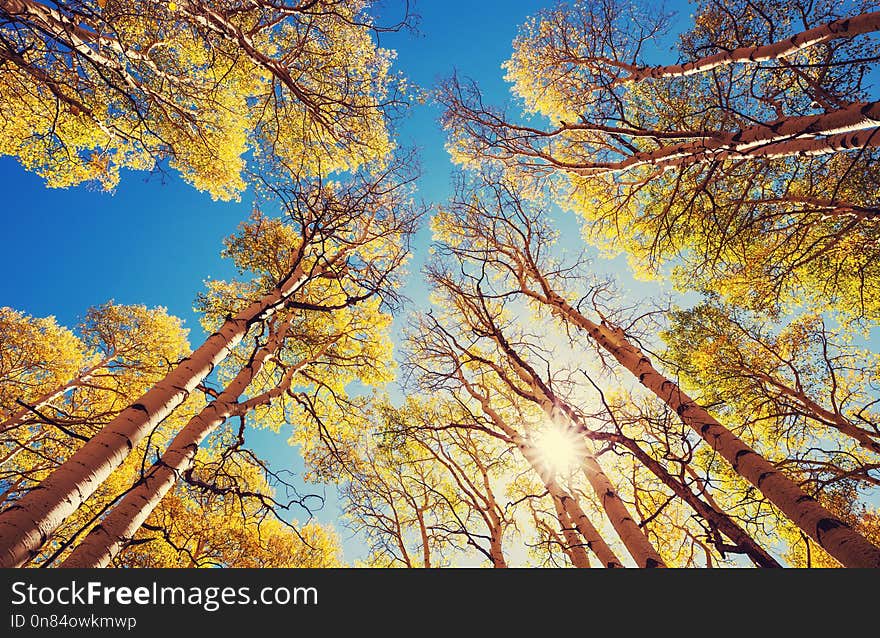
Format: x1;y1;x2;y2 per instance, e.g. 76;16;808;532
0;0;694;562
0;0;696;331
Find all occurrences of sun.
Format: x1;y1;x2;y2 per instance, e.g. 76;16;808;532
533;424;586;477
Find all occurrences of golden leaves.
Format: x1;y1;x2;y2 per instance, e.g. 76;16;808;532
0;1;400;199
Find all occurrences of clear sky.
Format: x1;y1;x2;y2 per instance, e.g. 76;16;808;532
0;0;694;562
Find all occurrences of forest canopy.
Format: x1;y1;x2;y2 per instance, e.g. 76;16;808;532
1;0;879;569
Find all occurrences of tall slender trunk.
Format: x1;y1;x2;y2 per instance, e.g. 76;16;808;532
488;531;507;568
528;283;880;567
414;506;432;569
593;431;782;567
459;378;624;568
553;486;623;568
623;11;880;82
0;264;312;568
488;334;667;568
474;464;507;568
578;452;666;567
392;508;413;568
559;101;880;176
60;321;294;568
552;494;592;568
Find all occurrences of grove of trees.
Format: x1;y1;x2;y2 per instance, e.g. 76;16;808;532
1;0;879;568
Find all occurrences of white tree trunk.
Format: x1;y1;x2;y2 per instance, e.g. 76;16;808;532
0;266;311;568
625;11;880;81
533;285;880;568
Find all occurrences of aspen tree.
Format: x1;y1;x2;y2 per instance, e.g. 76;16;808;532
440;0;880;319
429;172;880;567
0;167;418;567
0;0;405;197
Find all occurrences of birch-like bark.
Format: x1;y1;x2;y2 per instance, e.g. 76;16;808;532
482;491;508;568
578;453;666;568
488;532;507;568
553;485;622;568
487;333;667;568
0;0;319;122
484;101;880;177
621;11;880;82
0;263;314;568
526;283;880;567
594;431;782;567
552;493;592;568
459;378;624;568
569;101;880;176
60;320;294;568
457;213;880;567
751;196;880;221
575;449;662;566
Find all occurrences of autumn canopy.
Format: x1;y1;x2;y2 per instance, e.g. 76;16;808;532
1;0;879;569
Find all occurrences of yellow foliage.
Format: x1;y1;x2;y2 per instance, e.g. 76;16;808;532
0;1;400;198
